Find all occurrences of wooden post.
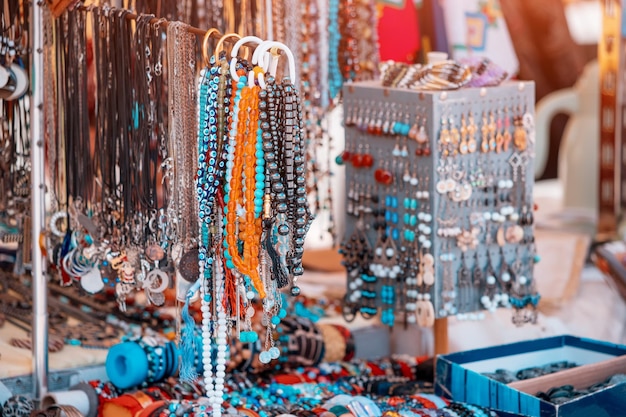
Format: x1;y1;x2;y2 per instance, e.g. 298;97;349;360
434;317;449;355
597;0;623;240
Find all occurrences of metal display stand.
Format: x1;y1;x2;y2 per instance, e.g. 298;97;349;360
341;81;537;334
30;0;48;401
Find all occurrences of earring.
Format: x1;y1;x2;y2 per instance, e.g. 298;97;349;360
438;117;450;157
503;107;512;151
467;112;478;153
488;111;497;152
459;113;469;155
496;110;504;153
480;112;490;153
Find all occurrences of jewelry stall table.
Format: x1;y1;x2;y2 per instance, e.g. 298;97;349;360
0;320;107;402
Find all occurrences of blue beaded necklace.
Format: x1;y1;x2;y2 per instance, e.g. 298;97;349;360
328;0;343;101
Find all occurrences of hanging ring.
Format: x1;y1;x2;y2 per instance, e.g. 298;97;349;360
229;35;264;81
152;17;167;31
251;40;277;89
252;41;296;81
202;28;222;67
252;41;296;88
214;32;242;62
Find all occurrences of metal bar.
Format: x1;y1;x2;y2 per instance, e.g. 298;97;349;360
30;0;49;401
77;4;264;48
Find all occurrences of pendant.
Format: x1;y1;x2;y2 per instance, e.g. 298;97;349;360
145;268;170;293
505;225;524;244
145;243;165;261
179;248;200;282
80;267;105;294
417;297;435;327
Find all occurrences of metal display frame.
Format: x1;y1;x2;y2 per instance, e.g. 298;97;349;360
30;0;48;401
341;80;537;325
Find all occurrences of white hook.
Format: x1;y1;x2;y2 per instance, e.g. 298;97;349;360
252;40;297;87
251;40;275;89
251;40;274;67
229;35;265;81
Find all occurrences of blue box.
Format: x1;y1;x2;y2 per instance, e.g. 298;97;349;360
435;335;626;417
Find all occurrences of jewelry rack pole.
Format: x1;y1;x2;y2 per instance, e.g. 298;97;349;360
30;0;49;400
77;4;270;48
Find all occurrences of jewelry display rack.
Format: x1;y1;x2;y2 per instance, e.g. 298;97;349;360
341;81;538;335
25;2;274;402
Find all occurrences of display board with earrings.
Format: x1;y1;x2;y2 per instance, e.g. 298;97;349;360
339;81;540;329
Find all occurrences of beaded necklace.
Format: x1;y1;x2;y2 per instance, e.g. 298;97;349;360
224;80;266;297
327;0;342;101
194;59;219;394
281;77;311;282
259;75;290;289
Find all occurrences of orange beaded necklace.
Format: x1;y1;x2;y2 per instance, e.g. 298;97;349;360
225;83;265;298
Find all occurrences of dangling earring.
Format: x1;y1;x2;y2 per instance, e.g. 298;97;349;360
467;112;477;153
459;113;469;155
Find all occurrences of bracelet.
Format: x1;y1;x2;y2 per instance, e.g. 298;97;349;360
105;341;149;389
1;395;34;417
46;405;85;417
101;394;144;417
